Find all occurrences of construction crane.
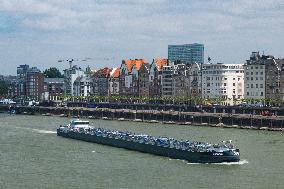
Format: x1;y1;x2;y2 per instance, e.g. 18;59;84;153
58;58;92;69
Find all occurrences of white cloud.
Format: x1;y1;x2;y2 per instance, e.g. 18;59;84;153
0;0;283;74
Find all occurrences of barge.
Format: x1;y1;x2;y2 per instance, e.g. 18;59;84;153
57;120;240;163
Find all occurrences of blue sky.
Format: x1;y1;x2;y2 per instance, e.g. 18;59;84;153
0;0;283;75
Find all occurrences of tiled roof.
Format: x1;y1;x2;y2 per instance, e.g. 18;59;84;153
110;68;120;78
123;59;147;73
94;67;112;77
154;58;168;71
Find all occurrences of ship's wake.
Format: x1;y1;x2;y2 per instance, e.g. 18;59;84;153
31;129;57;134
186;159;249;165
14;126;56;134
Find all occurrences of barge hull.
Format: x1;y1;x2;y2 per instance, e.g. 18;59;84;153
57;129;240;163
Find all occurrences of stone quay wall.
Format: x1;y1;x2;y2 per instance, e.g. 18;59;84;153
1;104;283;131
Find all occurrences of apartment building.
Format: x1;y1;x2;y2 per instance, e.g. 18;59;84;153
202;63;244;105
244;52;284;102
149;58;168;97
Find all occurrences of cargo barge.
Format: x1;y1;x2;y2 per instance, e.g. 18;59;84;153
57;120;240;163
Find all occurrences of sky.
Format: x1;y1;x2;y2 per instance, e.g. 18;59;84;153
0;0;284;75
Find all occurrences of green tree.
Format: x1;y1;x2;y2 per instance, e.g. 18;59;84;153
43;67;63;78
0;81;8;96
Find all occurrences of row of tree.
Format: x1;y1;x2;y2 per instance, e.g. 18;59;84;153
43;67;63;78
0;81;8;96
58;95;284;107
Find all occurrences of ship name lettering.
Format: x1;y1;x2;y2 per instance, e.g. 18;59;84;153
213;153;223;156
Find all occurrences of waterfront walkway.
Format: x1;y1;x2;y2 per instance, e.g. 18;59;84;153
4;105;283;131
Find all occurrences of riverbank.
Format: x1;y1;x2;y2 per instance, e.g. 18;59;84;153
2;105;283;132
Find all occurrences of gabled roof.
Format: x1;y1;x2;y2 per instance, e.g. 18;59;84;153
153;58;168;71
122;59;147;73
93;67;112;78
110;68;120;78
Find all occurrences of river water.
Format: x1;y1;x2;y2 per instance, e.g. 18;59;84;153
0;114;283;189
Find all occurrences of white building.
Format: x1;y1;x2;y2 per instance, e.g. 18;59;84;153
109;68;120;95
73;75;92;97
202;63;244;105
63;66;85;96
161;65;174;97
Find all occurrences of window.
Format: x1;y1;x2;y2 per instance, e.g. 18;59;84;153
260;92;263;96
247;92;249;96
256;84;258;88
260;84;263;88
233;83;235;86
251;84;253;88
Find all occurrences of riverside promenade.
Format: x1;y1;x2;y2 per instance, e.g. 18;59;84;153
2;105;284;131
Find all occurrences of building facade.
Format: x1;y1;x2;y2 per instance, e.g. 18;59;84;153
188;62;202;97
26;72;44;101
168;43;204;64
109;68;120;96
202;63;244;105
161;65;174;97
172;63;188;97
43;78;64;101
119;59;148;97
278;59;284;101
149;58;168;97
244;52;284;103
63;66;85;96
138;63;150;97
73;76;92;97
92;67;111;96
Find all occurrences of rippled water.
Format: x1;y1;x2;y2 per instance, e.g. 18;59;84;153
0;114;283;189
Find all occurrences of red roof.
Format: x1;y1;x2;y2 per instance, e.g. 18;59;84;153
123;59;147;73
154;58;168;71
94;67;112;77
111;68;120;78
